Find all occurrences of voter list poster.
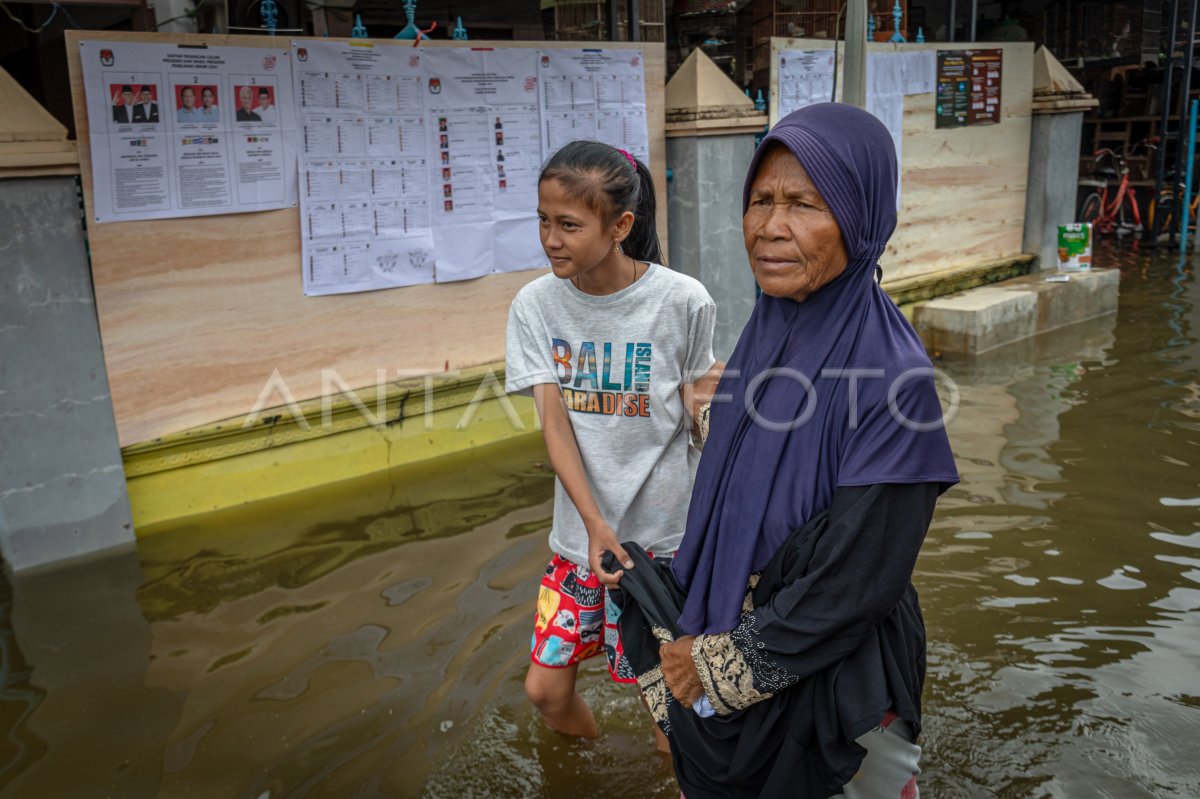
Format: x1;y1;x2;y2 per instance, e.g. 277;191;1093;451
79;41;299;223
292;41;649;296
538;48;649;165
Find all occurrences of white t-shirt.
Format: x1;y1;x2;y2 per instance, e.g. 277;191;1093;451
505;264;717;567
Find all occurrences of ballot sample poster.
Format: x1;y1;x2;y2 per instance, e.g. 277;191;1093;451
290;42;648;295
538;48;649;165
422;47;545;281
776;50;835;120
78;40;298;223
292;40;436;295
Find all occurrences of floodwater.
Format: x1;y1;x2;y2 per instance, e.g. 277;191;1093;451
3;241;1200;798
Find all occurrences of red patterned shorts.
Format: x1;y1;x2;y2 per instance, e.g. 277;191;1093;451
530;554;638;683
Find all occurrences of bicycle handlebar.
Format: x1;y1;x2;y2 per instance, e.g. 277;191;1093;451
1093;138;1158;158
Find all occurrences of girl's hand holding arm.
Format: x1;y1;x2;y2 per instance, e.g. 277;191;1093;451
532;383;633;585
681;361;725;440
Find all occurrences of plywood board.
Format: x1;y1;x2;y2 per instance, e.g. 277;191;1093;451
769;39;1034;285
65;31;666;447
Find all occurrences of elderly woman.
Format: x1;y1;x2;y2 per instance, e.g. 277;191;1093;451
609;103;959;798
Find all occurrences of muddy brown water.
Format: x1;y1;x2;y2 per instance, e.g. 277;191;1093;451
2;242;1199;798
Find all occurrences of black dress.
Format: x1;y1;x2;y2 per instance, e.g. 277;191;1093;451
607;482;939;799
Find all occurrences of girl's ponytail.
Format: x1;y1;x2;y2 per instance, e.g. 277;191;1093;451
623;157;663;265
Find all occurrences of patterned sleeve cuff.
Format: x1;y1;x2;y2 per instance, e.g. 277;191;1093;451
690;595;803;715
696;402;711;445
690;629;775;715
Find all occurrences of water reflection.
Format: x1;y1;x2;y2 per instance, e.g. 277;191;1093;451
0;572;45;787
1;244;1199;797
0;548;184;797
921;243;1200;798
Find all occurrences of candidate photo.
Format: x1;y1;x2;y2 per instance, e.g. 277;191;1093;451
111;84;159;124
254;87;277;124
235;85;261;122
177;85;219;123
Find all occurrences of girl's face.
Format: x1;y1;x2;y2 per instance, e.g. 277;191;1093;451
537;178;631;280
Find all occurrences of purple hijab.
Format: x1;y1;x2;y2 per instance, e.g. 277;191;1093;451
672;103;959;636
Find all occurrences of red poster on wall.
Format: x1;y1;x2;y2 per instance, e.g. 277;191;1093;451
968;49;1003;125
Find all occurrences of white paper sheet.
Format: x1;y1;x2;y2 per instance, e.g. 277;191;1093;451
432;220;497;283
288;43;652;294
79;40;298;223
866;53;906;209
776;50;836;120
902;51;936;95
868;53;906;98
537;48;649;164
294;40;436;295
495;212;549;274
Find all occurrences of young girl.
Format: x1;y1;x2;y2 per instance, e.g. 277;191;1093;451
505;141;720;749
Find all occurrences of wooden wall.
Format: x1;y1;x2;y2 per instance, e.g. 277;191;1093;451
65;31;666;447
769;39;1035;285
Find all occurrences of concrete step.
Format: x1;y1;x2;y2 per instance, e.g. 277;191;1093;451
912;268;1120;355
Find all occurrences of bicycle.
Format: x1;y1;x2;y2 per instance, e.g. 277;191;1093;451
1147;167;1200;243
1078;138;1156;238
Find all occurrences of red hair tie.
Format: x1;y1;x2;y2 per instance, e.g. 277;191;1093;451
618;148;636;167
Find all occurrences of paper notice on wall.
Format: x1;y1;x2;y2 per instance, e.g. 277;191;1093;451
776;50;836;120
78;40;298;223
866;53;906;209
868;53;906;98
538;48;649;165
293;40;436;294
865;91;904;208
292;41;548;293
935;49;1003;129
421;47;546;279
902;51;936;95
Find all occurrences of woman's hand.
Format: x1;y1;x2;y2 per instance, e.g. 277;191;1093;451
587;522;632;586
660;635;704;705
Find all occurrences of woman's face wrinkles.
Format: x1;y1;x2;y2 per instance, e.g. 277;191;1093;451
743;146;851;303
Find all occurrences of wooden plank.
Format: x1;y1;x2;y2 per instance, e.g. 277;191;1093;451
65;31;667;447
0;65;70;143
768;39;1035;284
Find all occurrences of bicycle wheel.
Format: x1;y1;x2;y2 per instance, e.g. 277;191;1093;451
1151;194;1175;241
1117;194;1142;237
1079;193;1102;225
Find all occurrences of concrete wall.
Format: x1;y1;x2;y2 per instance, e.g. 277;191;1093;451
0;176;134;571
666;133;760;361
914;267;1119;355
1024;111;1085;270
